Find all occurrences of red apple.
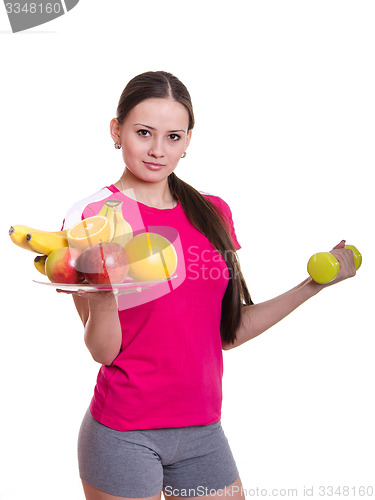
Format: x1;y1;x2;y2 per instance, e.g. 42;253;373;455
45;247;85;284
76;242;129;284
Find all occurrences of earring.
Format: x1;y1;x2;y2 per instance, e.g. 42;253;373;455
181;151;187;158
114;142;122;149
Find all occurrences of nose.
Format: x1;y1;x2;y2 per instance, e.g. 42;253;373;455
148;137;165;159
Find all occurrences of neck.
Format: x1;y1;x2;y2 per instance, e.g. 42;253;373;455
117;168;176;209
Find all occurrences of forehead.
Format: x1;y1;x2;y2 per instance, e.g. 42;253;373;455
127;98;189;128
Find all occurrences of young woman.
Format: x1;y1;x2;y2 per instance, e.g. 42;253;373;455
58;71;357;500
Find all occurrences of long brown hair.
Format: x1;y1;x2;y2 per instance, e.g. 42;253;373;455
115;71;253;347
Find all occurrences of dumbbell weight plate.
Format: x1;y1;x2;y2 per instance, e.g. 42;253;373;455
307;252;340;284
344;244;362;270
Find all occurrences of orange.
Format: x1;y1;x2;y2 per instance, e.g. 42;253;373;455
124;232;178;281
67;215;111;250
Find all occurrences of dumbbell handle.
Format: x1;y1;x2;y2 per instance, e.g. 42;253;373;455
307;244;362;284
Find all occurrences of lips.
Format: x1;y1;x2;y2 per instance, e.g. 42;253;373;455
143;161;165;171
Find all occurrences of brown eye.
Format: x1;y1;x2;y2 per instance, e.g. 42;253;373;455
169;134;181;141
137;129;150;137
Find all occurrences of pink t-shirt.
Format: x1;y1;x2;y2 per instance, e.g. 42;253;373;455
61;184;241;431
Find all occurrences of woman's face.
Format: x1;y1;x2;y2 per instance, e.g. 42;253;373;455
111;97;192;182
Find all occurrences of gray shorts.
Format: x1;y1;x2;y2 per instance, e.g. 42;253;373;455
77;408;240;498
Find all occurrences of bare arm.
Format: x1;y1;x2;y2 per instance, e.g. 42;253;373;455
72;294;89;326
222;277;322;350
58;289;122;365
84;294;122;366
223;241;357;350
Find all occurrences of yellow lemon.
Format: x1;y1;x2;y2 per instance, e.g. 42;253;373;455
124;232;177;281
67;215;111;250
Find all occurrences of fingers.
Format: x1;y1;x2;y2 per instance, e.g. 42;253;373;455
56;288;118;296
330;246;356;280
56;288;86;296
331;239;346;251
56;288;92;298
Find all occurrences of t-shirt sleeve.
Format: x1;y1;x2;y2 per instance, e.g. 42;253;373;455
60;203;84;231
217;197;242;251
59;186;114;231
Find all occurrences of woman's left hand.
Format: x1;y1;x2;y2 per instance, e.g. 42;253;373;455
325;239;357;286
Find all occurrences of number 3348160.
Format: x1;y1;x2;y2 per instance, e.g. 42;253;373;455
5;3;62;14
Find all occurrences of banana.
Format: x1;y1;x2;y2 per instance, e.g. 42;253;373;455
112;202;133;247
34;255;47;275
97;201;116;240
9;225;67;252
26;231;69;254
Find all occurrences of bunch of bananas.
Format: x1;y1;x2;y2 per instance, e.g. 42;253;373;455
9;199;133;278
98;200;133;247
9;225;69;276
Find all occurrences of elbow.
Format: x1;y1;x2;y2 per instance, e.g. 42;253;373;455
222;340;234;351
91;350;119;366
222;330;244;350
84;338;120;366
95;356;115;367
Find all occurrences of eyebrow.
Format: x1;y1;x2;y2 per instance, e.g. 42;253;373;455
134;123;186;133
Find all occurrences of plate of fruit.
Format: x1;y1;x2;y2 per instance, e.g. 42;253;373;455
9;200;179;295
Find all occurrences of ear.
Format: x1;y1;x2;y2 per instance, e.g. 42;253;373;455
110;118;121;142
185;129;192;149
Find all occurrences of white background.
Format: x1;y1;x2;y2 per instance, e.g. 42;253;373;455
1;1;374;499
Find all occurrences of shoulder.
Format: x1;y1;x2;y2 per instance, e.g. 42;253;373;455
198;190;232;216
199;190;241;250
61;186;113;230
199;190;223;205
